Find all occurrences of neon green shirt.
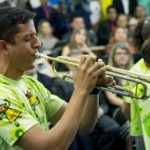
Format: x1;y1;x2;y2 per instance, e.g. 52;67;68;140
0;74;65;150
124;59;150;150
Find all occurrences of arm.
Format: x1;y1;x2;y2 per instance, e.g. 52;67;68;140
50;95;99;134
78;94;99;133
122;101;131;119
105;91;124;108
17;89;89;150
17;56;108;150
62;46;70;56
78;66;115;133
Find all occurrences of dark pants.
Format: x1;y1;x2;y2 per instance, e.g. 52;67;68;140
69;134;95;150
90;115;127;150
135;136;145;150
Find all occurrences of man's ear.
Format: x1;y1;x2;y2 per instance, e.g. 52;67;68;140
0;40;9;55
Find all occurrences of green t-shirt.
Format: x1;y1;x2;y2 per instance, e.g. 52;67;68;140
0;74;65;150
124;59;150;150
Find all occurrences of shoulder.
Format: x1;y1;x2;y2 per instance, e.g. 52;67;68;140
21;75;45;91
62;46;70;56
21;75;39;83
130;59;146;72
63;45;70;50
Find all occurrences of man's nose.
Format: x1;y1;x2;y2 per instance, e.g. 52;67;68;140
33;36;41;49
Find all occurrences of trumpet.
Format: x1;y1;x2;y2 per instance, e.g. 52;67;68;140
36;52;150;99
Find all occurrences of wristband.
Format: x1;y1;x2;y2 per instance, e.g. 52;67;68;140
90;88;99;95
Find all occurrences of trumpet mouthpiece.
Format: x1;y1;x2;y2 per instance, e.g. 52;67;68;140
35;52;40;58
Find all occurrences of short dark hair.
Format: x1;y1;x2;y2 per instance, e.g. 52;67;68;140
133;17;150;50
70;13;84;23
107;5;116;13
0;7;36;44
141;38;150;64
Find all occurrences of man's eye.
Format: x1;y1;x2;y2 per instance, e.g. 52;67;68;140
25;36;32;41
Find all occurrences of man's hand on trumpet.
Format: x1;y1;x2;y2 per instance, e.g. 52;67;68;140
96;67;116;87
73;55;115;95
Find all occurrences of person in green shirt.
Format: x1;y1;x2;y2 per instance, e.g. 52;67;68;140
124;16;150;150
0;7;114;150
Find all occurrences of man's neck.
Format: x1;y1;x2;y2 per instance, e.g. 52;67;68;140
0;61;23;80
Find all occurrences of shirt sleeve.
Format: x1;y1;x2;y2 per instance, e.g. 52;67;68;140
0;97;39;147
27;76;66;121
41;86;66;120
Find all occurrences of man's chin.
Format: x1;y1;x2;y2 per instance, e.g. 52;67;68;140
24;64;35;72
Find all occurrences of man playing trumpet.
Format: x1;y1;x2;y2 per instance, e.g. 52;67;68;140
0;7;114;150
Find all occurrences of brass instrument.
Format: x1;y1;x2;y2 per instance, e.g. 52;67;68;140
36;52;150;99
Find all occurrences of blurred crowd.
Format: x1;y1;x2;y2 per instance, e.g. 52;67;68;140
0;0;149;150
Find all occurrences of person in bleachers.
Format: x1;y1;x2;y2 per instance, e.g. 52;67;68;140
63;15;85;43
59;49;129;150
34;0;68;39
94;42;134;150
106;27;136;55
37;19;59;55
106;42;133;113
96;5;117;45
134;5;147;21
63;14;97;46
116;14;129;35
62;28;96;58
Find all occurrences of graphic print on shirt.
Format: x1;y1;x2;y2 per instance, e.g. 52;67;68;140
0;99;21;125
25;91;40;110
0;99;25;140
140;106;150;138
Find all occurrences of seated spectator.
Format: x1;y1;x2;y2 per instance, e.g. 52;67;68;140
89;43;133;150
107;27;136;55
62;28;96;58
96;5;117;45
90;114;129;150
61;48;129;150
62;47;132;150
99;43;134;150
38;20;59;55
116;14;129;35
134;5;147;21
63;15;85;43
71;2;92;30
63;14;97;46
106;42;133;108
34;0;68;39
